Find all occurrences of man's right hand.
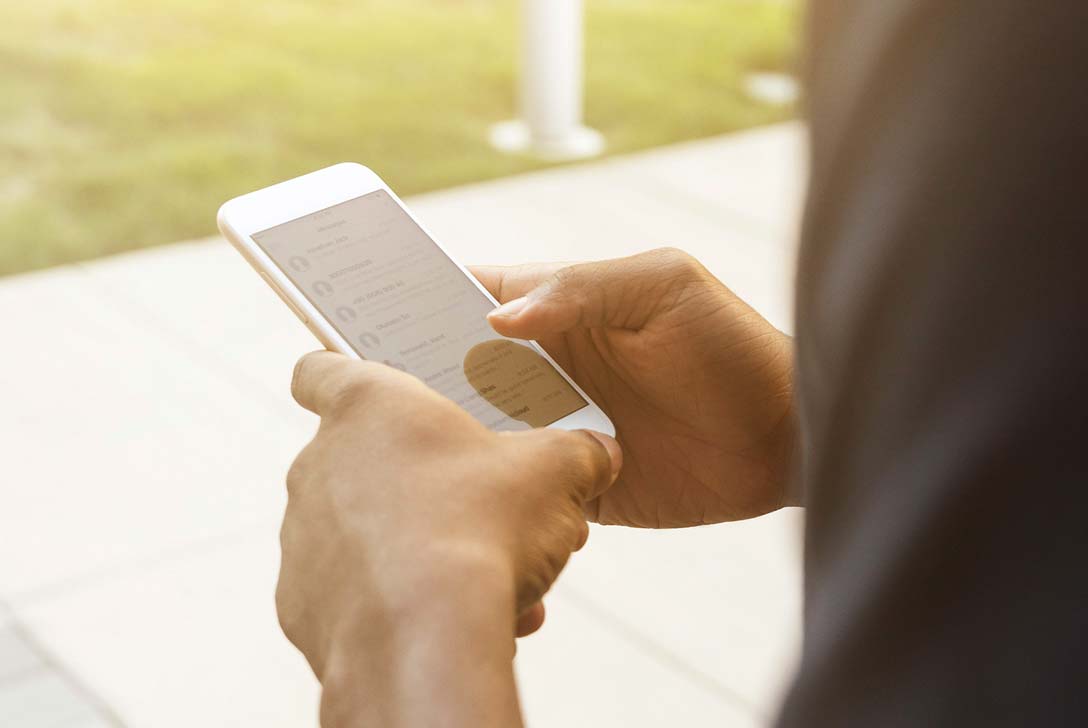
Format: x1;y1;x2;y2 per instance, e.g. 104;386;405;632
473;248;797;528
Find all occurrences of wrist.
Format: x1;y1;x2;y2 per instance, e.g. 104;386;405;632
319;547;520;727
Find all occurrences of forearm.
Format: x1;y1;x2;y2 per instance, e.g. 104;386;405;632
318;562;524;728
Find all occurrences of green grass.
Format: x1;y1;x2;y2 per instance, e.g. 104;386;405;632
0;0;799;275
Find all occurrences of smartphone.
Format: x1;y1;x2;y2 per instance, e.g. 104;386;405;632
217;163;614;435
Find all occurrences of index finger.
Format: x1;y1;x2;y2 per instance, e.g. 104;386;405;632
469;263;567;303
290;350;382;415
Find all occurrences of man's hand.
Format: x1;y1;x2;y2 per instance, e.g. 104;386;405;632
474;248;797;528
278;351;620;727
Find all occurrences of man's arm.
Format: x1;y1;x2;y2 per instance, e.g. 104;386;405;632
277;352;620;727
782;1;1088;725
315;563;521;727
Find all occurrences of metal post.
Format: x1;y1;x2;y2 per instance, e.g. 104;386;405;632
490;0;604;160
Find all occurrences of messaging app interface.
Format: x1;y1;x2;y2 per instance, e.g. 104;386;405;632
252;190;587;431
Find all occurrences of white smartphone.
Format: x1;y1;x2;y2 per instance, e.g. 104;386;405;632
217;163;614;435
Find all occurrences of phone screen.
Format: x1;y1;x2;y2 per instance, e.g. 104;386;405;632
252;189;587;431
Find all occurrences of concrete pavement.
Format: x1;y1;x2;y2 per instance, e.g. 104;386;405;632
0;123;807;727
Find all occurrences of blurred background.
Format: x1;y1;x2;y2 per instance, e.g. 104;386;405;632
1;0;799;275
1;1;807;726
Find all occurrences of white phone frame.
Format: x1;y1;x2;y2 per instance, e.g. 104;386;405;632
217;162;614;436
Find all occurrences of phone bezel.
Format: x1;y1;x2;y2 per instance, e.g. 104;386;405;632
217;163;615;436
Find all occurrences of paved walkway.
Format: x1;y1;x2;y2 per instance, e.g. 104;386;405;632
0;123;807;728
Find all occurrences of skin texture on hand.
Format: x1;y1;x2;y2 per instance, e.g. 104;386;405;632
475;248;798;528
277;249;795;726
278;351;621;727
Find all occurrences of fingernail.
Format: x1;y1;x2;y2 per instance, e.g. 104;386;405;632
489;296;529;319
585;430;623;482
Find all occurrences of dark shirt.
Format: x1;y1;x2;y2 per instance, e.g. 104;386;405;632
780;2;1088;726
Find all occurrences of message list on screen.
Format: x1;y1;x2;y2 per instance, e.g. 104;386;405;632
253;190;587;430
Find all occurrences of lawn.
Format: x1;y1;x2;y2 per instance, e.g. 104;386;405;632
0;0;799;276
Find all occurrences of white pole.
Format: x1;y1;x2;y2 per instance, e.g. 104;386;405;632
490;0;604;160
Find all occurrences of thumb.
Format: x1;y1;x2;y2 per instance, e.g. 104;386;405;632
579;430;623;500
485;248;707;339
507;428;622;503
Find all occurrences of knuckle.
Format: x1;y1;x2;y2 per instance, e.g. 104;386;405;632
285;450;311;498
570;514;591;551
520;569;549;610
509;264;538;294
549;264;593;303
545;542;570;577
551;264;580;289
290;355;312;402
326;375;373;417
522;539;569;602
652;247;703;277
274;577;297;638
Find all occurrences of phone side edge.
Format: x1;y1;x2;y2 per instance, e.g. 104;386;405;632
548;404;616;437
216;203;357;357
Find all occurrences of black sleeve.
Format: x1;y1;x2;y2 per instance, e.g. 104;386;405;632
779;2;1088;726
